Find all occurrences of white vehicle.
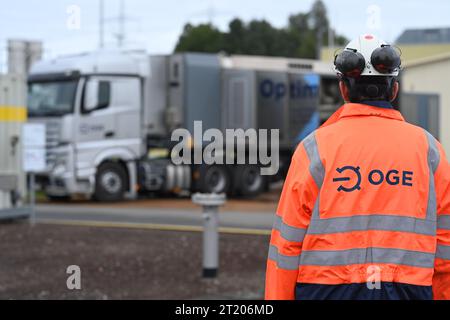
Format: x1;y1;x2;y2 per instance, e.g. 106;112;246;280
27;50;338;201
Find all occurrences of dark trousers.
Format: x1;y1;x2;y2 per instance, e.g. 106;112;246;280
295;282;432;300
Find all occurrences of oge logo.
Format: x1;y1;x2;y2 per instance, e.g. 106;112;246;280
332;166;414;192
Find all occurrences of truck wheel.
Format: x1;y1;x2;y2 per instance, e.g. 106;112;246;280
197;165;230;194
234;165;265;197
94;162;127;202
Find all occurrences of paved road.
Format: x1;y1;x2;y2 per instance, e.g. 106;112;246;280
35;204;274;233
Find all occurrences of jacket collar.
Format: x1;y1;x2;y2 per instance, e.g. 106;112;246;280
360;100;393;109
321;103;405;128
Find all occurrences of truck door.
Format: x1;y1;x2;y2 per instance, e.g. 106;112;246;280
77;76;114;145
75;75;142;171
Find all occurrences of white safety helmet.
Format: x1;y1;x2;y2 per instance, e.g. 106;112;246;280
334;34;401;78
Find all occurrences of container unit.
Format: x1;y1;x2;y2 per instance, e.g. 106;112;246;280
319;75;343;123
171;54;321;142
222;69;320;147
221;69;256;132
167;53;222;134
400;93;440;139
0;73;27;218
222;54;340;125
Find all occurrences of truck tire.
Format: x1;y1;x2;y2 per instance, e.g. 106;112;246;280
233;165;265;197
196;165;230;194
94;162;127;202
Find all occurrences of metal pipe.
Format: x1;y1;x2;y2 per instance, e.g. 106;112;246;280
192;193;226;278
99;0;104;48
202;205;219;277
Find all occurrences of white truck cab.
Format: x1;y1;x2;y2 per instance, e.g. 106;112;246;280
28;50;151;200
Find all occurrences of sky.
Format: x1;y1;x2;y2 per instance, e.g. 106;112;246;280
1;0;450;70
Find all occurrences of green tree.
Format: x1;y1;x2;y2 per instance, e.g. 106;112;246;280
243;20;281;56
309;0;328;58
174;23;225;53
224;18;246;54
287;12;316;59
174;0;348;59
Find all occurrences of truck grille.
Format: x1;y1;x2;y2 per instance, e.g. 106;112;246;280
45;121;61;170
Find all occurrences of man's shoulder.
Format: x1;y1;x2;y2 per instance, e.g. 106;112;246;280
397;120;438;143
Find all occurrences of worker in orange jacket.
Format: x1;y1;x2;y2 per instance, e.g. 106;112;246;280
265;34;450;300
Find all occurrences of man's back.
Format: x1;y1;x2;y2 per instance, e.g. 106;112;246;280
313;103;430;219
265;103;450;300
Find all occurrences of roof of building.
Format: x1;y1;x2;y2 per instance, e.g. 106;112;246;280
396;27;450;45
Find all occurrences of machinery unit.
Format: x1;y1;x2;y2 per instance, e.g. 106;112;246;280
0;73;28;218
401;93;440;139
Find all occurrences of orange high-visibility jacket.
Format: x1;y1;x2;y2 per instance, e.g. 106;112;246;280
265;103;450;300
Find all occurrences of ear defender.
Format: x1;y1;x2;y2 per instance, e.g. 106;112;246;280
370;45;401;74
334;49;366;78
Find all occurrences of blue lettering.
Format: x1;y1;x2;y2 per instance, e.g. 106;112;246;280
289;82;297;99
260;79;273;98
402;171;413;186
386;170;400;185
260;79;319;100
275;83;285;100
334;166;414;191
368;169;384;185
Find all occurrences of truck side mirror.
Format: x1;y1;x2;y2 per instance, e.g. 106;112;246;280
84;80;110;112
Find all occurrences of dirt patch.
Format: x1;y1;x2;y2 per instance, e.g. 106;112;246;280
0;222;269;299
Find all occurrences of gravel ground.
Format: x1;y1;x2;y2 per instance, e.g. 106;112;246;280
0;222;269;300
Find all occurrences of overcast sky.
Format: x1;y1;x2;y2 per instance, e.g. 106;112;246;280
1;0;449;68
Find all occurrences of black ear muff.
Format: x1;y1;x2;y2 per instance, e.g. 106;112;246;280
334;49;366;78
371;45;401;74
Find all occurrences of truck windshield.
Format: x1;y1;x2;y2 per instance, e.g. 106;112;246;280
27;80;78;117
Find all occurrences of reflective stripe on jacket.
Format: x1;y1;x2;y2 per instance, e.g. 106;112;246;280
265;103;450;300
